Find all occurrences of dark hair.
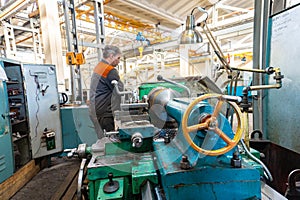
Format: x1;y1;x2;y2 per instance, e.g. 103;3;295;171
103;45;121;59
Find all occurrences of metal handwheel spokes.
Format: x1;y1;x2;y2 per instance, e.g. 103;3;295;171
182;93;244;156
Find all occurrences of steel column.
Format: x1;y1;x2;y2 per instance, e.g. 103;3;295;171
63;0;82;103
252;0;270;137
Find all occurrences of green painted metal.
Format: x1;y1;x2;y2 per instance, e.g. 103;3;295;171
87;142;158;200
138;82;185;100
87;155;132;181
131;158;158;194
104;138;153;155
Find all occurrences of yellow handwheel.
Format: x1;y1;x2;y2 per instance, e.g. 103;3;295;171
182;93;244;156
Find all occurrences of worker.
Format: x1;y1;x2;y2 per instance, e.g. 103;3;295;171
89;45;124;139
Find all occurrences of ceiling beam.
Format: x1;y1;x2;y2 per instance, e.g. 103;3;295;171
116;0;183;26
217;4;252;13
0;0;30;21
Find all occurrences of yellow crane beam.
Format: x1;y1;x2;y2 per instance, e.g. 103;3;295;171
75;2;171;43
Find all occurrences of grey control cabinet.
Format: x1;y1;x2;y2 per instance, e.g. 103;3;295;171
23;64;62;158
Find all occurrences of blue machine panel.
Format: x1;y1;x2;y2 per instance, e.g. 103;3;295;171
154;141;261;200
0;79;14;183
60;106;98;149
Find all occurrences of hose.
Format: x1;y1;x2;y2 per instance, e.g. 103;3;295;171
240;139;273;182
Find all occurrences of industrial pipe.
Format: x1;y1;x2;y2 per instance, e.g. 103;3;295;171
246;67;284;91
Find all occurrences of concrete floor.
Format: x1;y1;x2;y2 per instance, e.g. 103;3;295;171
11;157;80;200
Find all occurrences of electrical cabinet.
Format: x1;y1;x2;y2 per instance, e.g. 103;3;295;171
0;59;31;170
0;72;14;183
0;59;63;183
23;64;62;158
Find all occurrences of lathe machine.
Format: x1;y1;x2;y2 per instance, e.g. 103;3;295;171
73;85;264;200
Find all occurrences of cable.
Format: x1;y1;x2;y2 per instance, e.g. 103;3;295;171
34;76;40;138
32;80;42;158
240;139;273;182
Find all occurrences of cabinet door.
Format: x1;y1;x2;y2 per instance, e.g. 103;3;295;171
0;80;14;183
23;64;62;158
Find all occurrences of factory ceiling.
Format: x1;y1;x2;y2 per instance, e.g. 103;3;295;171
0;0;254;60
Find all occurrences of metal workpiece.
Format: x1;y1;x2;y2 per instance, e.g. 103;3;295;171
147;86;181;128
148;86;181;108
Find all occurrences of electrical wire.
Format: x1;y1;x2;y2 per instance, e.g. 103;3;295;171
32;77;42;157
240;139;273;182
33;75;40;138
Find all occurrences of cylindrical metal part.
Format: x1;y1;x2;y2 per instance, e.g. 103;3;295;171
148;87;181;127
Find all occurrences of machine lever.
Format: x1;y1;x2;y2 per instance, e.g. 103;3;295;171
157;75;191;97
221;95;242;103
111;80;132;95
103;173;120;194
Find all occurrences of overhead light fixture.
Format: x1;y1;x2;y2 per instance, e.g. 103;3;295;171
180;7;232;74
180;15;203;44
180;7;208;45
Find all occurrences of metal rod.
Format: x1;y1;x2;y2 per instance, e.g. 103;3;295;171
221;95;242;103
230;66;267;73
201;23;232;74
63;0;75;103
249;84;281;91
157;75;191;97
243;112;250;149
